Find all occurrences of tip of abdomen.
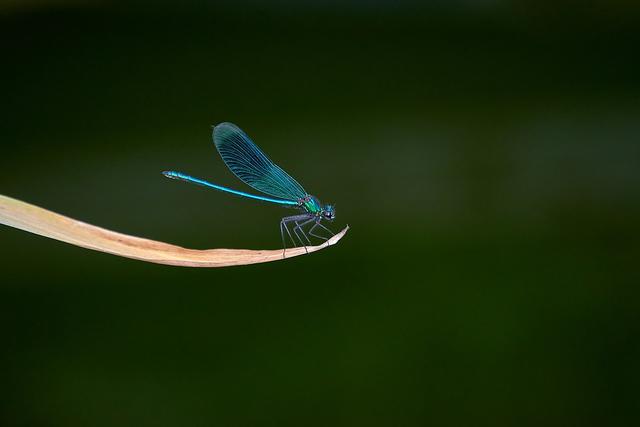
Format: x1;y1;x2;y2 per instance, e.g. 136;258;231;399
162;171;179;179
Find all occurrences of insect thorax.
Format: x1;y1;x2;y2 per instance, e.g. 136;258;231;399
299;195;322;214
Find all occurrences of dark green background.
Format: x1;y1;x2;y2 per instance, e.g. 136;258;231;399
1;1;639;426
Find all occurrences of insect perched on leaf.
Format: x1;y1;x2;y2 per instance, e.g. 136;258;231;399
163;122;336;256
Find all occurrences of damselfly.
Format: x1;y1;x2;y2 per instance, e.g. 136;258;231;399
163;123;335;256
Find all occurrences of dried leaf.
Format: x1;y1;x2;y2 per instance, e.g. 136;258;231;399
0;195;348;267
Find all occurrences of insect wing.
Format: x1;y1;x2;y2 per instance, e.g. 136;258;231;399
213;122;307;202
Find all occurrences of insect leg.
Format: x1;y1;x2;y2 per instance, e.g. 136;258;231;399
293;217;315;253
280;214;313;257
292;225;306;249
309;222;328;241
280;218;297;258
315;219;335;237
280;221;288;258
309;218;335;241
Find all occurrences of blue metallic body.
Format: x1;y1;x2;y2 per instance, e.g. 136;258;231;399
162;122;336;255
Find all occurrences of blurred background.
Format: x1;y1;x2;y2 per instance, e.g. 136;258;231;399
1;1;639;425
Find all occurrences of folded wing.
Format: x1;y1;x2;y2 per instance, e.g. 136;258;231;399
213;122;308;202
